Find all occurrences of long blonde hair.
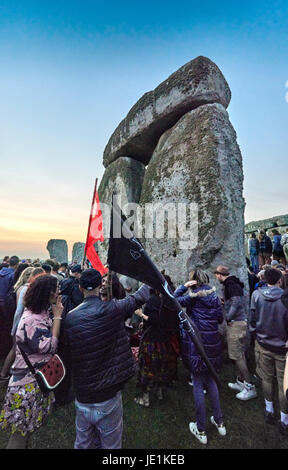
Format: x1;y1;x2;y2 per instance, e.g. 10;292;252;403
14;267;34;293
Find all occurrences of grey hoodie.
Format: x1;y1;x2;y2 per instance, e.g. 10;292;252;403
250;285;288;355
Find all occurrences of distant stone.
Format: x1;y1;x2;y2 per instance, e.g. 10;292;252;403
72;242;85;264
46;239;68;264
103;56;231;167
245;214;288;234
139;103;247;292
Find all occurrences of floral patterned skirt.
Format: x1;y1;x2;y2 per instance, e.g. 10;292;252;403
0;382;54;436
136;339;179;392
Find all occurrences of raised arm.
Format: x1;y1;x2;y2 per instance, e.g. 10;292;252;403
113;284;151;318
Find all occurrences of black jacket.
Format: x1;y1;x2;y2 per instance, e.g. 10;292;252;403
222;276;247;322
65;285;150;403
141;294;179;343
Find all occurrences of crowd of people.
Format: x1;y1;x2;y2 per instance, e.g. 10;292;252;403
0;240;288;448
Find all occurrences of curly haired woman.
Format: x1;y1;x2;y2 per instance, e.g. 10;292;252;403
0;275;63;449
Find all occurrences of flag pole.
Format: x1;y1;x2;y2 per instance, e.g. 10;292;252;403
109;201;221;387
82;178;98;268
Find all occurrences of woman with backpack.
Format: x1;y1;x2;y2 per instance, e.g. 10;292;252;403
174;268;226;445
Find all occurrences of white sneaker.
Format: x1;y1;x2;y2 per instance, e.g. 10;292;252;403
228;377;245;392
188;381;207;394
210;416;227;436
189;422;207;445
236;383;257;401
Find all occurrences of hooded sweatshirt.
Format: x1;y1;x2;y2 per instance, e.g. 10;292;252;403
222;276;247;322
250;285;288;355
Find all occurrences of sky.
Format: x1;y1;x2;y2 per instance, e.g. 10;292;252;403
0;0;287;259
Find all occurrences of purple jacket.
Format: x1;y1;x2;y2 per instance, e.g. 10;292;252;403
174;284;223;373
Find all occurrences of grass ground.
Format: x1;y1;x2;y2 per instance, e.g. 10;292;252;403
0;353;287;449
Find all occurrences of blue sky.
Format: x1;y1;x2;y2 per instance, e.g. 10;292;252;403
0;0;287;258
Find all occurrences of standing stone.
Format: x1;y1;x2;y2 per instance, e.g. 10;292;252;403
103;56;231;167
139;103;248;292
72;242;85;264
98;157;145;263
46;239;68;264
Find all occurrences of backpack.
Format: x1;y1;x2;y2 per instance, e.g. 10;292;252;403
273;235;282;254
4;287;17;319
61;295;75;318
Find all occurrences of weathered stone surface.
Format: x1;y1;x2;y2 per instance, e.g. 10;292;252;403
98;157;146;264
103;56;231;167
245;214;288;233
46;239;68;264
72;242;85;263
139;103;248;292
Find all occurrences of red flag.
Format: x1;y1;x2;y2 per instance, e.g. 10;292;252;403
84;179;108;276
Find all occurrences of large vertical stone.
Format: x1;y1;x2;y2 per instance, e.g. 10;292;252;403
139;103;248;292
72;242;85;263
97;157;145;264
46;239;68;264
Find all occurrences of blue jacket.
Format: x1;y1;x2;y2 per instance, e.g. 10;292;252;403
272;234;283;254
174;284;223;373
248;238;259;255
0;267;15;303
259;235;272;253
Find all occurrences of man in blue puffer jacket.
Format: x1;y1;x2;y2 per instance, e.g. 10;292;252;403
65;268;150;449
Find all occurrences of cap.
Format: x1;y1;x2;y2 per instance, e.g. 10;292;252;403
271;260;279;266
80;269;102;291
214;265;230;276
71;264;83;274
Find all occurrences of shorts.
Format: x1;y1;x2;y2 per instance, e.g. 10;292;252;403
226;321;247;361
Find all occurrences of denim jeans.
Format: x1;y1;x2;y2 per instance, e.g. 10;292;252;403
250;254;259;274
74;391;123;449
193;371;223;432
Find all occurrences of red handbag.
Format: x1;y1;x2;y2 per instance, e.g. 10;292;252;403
18;345;66;395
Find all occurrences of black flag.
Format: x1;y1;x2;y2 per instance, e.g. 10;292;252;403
107;201;167;293
107;200;221;387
